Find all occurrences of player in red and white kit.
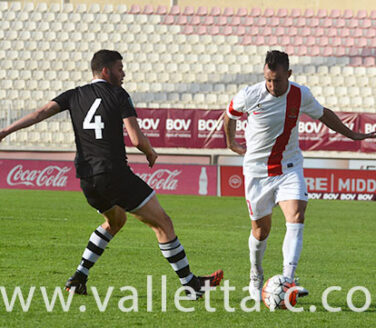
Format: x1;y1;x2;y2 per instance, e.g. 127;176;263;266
224;50;376;301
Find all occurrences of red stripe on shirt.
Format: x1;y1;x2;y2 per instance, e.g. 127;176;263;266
267;85;301;176
228;99;243;117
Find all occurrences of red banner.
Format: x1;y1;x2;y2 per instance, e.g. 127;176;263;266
0;159;80;191
131;163;217;196
299;113;361;151
360;113;376;153
127;108;376;152
219;165;376;201
220;166;244;197
0;159;217;196
124;108;246;149
304;168;376;200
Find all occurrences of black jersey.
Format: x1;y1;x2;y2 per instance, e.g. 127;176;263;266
53;80;137;178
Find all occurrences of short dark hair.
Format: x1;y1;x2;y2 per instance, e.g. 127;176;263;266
265;50;289;71
91;50;123;74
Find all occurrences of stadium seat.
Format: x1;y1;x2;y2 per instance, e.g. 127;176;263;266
222;7;234;16
183;6;194;15
62;3;73;13
354;67;366;77
10;1;22;12
196;6;208;16
356;10;367;19
189;16;201;26
326;96;338;107
363;97;375;108
209;6;221;16
69;12;81;23
316;9;328;18
183;25;195;34
12;131;28;144
250;8;261;17
89;4;100;13
341;9;352;18
350;57;363;66
0;20;10;31
346;18;358;28
370;10;376;19
350;96;362;108
169;5;180;15
364;57;376;67
0;1;8;11
155;5;167;15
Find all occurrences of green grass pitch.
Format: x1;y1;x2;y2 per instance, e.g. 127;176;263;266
0;189;375;327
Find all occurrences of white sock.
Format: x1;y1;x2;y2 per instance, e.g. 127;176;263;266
282;223;304;280
249;231;268;277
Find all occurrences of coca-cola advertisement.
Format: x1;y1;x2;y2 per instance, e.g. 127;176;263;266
0;159;79;191
130;163;217;196
0;159;217;196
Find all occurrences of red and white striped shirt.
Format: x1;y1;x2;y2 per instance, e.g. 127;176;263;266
227;81;323;177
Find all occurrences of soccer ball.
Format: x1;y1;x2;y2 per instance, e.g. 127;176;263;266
261;275;298;310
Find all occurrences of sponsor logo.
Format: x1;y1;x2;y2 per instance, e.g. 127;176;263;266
198;119;224;132
228;174;242;189
137;118;160;130
329;122;354;134
364;123;376;133
299;122;323;134
166;119;191;131
338;178;376;193
6;165;71;188
136;169;181;191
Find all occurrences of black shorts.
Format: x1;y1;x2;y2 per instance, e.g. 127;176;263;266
80;166;154;213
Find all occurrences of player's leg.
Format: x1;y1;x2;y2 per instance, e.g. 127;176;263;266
249;214;271;301
279;199;306;280
131;194;175;242
245;174;275;301
66;174;127;294
276;170;309;297
65;206;127;294
131;194;223;299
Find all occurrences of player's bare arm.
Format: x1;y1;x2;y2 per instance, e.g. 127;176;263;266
123;116;158;167
223;113;246;155
319;107;376;140
0;101;61;142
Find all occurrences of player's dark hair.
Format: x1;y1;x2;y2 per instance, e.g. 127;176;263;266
265;50;289;71
91;50;123;74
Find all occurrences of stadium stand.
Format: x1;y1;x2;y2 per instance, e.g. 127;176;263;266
0;2;376;151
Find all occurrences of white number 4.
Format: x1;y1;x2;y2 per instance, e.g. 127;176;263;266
83;98;104;139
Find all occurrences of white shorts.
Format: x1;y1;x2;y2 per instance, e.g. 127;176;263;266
244;170;308;220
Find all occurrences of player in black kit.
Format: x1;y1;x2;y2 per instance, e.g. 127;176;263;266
0;50;223;299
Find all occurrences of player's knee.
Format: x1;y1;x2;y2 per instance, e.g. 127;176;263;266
158;212;173;229
253;228;269;241
107;216;127;233
118;215;127;227
288;212;305;224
